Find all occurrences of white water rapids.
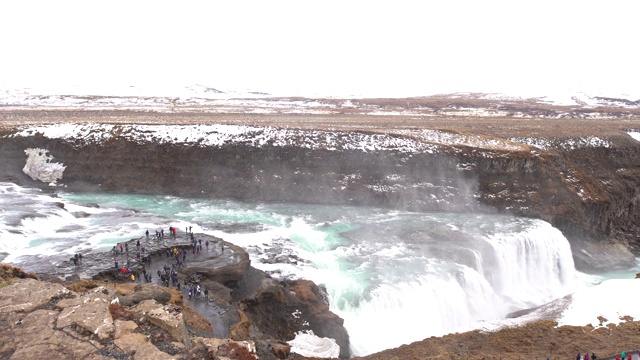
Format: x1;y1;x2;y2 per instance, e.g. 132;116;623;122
0;182;591;356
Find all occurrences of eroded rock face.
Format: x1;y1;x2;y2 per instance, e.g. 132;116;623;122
270;341;291;359
131;299;190;348
287;280;350;359
3;130;640;273
241;277;351;359
56;286;116;340
8;309;105;359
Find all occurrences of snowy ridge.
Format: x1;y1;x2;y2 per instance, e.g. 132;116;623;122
10;123;440;153
9;124;621;153
10;123;532;153
397;129;530;151
508;136;613;151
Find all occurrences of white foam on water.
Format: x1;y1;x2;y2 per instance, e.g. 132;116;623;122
193;209;585;356
240;214;582;356
0;183;197;263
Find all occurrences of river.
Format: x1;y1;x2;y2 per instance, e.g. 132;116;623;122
0;181;630;356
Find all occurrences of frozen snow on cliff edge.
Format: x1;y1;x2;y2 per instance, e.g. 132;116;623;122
22;148;66;185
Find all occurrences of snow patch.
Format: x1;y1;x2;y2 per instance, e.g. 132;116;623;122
288;331;340;358
22;148;66;184
396;129;530;151
556;279;640;328
628;132;640;142
509;136;612;150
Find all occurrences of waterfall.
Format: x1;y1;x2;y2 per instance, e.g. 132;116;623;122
322;216;577;356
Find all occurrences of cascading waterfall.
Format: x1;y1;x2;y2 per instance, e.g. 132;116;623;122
297;215;578;356
482;222;575;307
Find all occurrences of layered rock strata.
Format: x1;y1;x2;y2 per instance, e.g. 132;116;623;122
2;124;640;272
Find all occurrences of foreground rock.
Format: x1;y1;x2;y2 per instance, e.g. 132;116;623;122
352;320;640;360
0;232;352;359
0;275;259;359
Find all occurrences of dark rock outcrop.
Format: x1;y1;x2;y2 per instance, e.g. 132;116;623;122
179;241;251;288
241;277;351;359
117;285;172;307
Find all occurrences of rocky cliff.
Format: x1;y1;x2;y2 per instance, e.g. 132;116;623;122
0;235;349;360
0;265;263;359
2;119;640;273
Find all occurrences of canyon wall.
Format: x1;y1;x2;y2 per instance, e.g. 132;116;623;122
2;128;639;272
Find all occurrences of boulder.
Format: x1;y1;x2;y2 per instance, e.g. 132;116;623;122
130;299;190;348
270;341;291;359
56;286;115;340
8;309;104;359
191;337;258;360
133;342;177;360
130;298;164;316
0;278;73;313
118;285;171;307
147;305;189;347
114;332;149;354
114;319;138;339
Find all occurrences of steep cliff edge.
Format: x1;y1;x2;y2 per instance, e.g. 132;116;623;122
1;121;640;272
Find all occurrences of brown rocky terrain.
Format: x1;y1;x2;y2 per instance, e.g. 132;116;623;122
350;319;640;360
0;264;262;359
0;234;347;360
1;94;640;359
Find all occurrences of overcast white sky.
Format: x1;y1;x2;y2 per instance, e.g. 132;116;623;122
1;1;639;98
